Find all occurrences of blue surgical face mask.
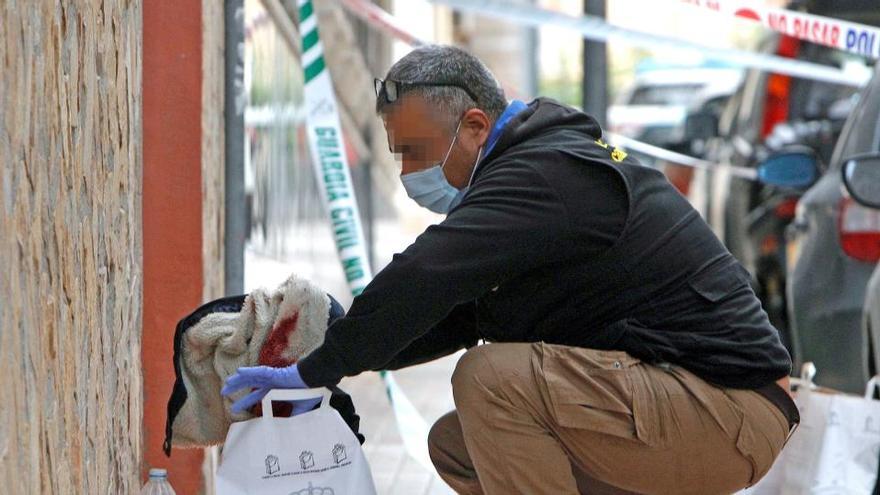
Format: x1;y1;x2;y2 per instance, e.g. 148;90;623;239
400;120;482;214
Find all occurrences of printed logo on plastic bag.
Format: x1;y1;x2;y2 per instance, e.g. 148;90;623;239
289;482;335;495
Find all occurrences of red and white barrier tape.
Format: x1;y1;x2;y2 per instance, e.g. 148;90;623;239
681;0;880;59
341;0;428;46
425;0;867;87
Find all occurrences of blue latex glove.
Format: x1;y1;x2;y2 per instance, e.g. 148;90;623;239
222;364;317;414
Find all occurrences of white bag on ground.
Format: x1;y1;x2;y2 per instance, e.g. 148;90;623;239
216;388;377;495
739;364;880;495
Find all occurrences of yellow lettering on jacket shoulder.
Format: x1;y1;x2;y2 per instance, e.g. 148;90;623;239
595;138;627;162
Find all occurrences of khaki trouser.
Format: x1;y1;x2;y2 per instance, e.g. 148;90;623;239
428;343;790;495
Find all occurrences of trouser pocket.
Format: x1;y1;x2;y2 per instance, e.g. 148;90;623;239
732;392;788;486
541;344;644;441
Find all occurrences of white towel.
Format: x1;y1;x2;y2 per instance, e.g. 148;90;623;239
165;274;333;451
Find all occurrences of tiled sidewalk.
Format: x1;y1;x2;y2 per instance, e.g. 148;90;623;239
343;356;460;495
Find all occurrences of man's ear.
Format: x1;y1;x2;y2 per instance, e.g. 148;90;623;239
461;108;492;144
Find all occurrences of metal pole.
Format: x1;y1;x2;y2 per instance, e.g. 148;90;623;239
225;0;246;295
582;0;607;127
350;4;379;273
259;0;302;58
524;0;539;98
362;126;375;273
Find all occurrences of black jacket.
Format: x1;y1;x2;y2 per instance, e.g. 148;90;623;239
298;98;791;390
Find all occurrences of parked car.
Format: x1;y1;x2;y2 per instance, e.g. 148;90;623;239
785;62;880;393
841;118;880;379
694;31;870;358
867;266;880;375
608;65;743;162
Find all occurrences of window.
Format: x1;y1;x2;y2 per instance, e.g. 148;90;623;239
627;84;704;106
830;65;880;168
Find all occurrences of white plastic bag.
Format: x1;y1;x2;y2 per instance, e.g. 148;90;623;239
216;388;377;495
739;364;880;495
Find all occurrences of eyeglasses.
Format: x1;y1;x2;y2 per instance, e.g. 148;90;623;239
374;78;479;105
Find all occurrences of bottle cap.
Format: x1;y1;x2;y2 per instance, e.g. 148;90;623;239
149;468;168;478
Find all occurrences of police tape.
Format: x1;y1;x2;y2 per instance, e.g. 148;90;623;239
680;0;880;59
296;0;372;296
341;0;428;47
295;0;435;471
341;0;528;99
425;0;868;87
606;132;759;180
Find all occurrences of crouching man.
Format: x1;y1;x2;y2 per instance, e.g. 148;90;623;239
223;45;798;495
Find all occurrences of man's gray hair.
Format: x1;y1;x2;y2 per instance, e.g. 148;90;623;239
376;45;508;130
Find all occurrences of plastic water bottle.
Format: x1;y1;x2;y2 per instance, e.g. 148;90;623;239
140;468;177;495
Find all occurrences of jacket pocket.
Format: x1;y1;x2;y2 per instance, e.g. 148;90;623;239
687;262;750;303
541;344;643;441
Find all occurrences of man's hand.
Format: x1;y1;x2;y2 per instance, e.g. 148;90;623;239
222;364;314;414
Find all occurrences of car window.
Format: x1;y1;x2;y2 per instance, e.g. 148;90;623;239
628;84;704;105
789;80;858;121
788;44;868;121
830;64;880;168
701;95;730;116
